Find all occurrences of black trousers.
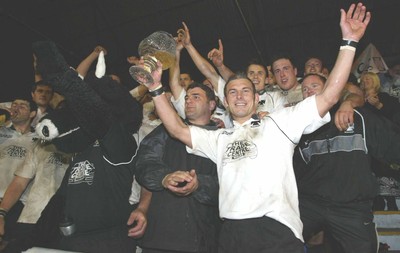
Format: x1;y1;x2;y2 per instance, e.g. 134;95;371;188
218;216;304;253
300;197;378;253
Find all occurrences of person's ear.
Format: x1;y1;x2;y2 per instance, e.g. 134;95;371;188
209;100;216;111
223;97;228;109
29;110;37;119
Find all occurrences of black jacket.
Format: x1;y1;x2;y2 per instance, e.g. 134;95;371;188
135;122;220;253
294;105;400;203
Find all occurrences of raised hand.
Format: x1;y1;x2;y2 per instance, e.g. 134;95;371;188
207;39;224;68
174;31;185;52
93;45;107;56
134;57;163;90
127;56;140;65
340;3;371;42
178;22;192;48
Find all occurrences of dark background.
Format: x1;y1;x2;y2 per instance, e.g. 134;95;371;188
1;0;399;102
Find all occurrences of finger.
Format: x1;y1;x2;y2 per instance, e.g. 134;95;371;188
156;60;163;70
128;221;146;237
218;39;223;53
182;21;188;32
352;3;362;20
340;9;346;25
189;169;196;176
207;50;213;59
208;49;216;59
363;11;371;26
347;112;354;125
167;185;188;195
357;4;366;22
334;113;342;131
346;3;356;20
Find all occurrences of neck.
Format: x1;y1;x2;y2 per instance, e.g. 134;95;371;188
12;122;32;134
38;106;48;113
188;116;212;126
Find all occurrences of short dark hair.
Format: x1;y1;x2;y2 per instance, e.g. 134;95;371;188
32;80;53;93
304;56;324;67
301;73;327;84
180;72;193;79
187;82;216;102
12;98;38;112
246;59;268;77
224;72;256;97
270;54;296;71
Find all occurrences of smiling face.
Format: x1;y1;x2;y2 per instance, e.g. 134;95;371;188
224;78;258;124
246;64;267;92
272;58;298;91
302;75;325;99
304;58;323;75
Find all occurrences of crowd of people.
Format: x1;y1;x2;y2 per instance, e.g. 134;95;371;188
0;2;399;253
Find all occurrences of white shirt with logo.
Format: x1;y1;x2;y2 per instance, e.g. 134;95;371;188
187;95;329;241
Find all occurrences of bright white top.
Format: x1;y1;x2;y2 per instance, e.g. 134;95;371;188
187;95;330;241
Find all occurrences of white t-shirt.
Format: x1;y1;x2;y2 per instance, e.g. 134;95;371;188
16;143;71;223
268;84;304;108
187;95;329;241
0;126;38;202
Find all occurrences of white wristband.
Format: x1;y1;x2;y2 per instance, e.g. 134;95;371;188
340;45;356;52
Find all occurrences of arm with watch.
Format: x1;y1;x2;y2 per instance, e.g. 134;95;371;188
315;3;371;120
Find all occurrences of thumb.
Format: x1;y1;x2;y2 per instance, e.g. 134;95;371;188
189;169;196;177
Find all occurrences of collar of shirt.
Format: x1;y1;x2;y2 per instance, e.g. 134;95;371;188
232;114;261;127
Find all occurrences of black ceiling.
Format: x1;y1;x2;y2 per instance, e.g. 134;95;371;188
1;0;400;102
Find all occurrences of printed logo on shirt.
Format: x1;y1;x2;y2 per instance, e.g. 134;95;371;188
0;133;13;139
6;145;27;159
225;140;257;162
69;160;95;185
48;152;65;166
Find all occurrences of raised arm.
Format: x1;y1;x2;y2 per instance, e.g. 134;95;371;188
76;46;107;78
316;3;371;117
142;60;192;147
181;22;220;88
207;39;234;81
169;33;185;100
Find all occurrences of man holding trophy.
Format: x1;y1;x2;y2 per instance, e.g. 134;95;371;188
131;3;371;253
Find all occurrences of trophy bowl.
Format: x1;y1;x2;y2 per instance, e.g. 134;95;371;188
129;31;176;86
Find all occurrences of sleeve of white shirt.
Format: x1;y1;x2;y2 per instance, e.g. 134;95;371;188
216;76;226;103
268;95;330;144
186;126;219;163
170;89;186;119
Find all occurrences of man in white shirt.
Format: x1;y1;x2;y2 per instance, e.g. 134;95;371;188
140;3;370;252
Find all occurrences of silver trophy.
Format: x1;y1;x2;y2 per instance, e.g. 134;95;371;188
129;31;176;86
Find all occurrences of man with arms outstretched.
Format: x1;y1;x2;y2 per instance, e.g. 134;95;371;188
138;3;370;252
